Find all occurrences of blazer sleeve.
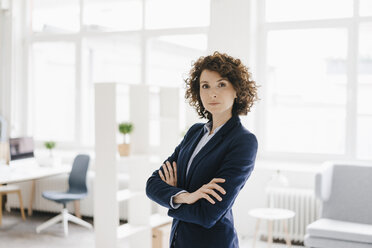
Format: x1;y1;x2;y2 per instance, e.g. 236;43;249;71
145;123;200;209
167;132;258;229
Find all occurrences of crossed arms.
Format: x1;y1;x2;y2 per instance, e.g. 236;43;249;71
145;127;257;229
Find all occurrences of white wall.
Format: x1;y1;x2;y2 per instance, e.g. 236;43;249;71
0;0;26;138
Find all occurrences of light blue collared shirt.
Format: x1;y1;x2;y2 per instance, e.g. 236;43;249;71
170;121;225;209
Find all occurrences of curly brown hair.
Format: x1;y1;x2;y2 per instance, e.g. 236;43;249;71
185;51;258;121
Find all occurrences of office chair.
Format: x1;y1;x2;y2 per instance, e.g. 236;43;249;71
36;154;93;236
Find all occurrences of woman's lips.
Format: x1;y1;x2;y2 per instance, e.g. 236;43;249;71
209;103;220;105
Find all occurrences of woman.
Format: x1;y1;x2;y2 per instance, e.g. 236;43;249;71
146;51;258;248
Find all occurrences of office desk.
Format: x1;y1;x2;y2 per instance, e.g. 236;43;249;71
0;164;71;216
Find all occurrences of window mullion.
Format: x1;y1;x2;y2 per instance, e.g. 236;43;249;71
256;0;268;155
344;0;360;159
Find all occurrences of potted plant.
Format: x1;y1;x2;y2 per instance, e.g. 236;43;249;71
40;141;60;167
118;122;133;156
44;141;56;157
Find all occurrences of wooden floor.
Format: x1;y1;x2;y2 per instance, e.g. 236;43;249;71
0;210;305;248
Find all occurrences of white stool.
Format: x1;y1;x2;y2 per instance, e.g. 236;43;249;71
249;208;295;248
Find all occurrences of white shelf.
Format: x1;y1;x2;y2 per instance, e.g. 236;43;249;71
150;213;172;228
117;223;148;239
116;189;143;202
116;214;171;239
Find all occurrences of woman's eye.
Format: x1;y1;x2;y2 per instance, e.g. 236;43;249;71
201;84;209;89
219;83;226;87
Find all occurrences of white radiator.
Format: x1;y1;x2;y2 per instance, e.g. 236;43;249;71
265;187;321;242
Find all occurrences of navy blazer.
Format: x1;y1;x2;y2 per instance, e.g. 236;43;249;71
146;115;258;248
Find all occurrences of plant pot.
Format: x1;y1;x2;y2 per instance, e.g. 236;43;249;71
38;156;61;167
118;143;130;156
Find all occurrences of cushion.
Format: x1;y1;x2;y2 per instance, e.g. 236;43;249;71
307;218;372;244
322;164;372;225
304;234;372;248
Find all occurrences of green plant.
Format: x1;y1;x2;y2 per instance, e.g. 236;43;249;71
44;141;56;157
118;122;134;144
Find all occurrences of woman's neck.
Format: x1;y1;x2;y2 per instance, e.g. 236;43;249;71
210;112;232;134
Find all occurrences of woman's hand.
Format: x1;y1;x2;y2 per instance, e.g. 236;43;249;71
174;178;226;205
159;161;177;187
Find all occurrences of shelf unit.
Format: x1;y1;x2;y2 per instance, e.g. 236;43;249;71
94;83;172;248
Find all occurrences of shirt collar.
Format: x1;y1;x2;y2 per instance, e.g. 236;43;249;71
203;121;225;135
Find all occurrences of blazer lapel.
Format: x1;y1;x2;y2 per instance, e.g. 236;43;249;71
179;127;205;188
185;115;240;189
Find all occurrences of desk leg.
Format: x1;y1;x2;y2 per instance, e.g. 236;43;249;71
267;220;273;248
74;200;81;219
17;190;26;221
283;220;291;247
28;180;36;216
0;193;3;226
252;218;261;248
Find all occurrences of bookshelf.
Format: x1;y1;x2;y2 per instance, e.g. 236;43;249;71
94;83;172;248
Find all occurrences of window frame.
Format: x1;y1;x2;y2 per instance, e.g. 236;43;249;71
255;0;372;162
24;0;209;149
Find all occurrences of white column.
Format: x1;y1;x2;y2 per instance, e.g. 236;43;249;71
128;156;152;248
0;0;27;137
94;83;119;248
208;0;258;239
129;84;150;155
159;87;180;155
0;1;12;136
208;0;252;64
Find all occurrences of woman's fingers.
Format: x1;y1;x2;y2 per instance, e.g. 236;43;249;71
196;178;227;204
211;178;226;184
172;161;177;178
204;188;222;201
201;193;215;204
166;161;174;180
162;164;170;181
207;183;226;195
159;161;177;186
158;170;166;182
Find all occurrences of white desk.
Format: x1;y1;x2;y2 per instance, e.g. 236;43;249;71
0;163;71;216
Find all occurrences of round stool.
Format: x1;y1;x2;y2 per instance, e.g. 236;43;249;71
249;208;295;248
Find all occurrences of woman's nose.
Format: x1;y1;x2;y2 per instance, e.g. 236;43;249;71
210;89;217;98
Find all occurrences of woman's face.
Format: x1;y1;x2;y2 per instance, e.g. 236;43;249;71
199;69;237;119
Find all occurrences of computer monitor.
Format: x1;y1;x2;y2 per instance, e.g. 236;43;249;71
9;137;35;161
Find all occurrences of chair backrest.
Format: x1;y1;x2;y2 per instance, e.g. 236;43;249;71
318;162;372;225
68;154;90;194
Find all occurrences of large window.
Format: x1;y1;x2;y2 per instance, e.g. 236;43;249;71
147;34;207;87
27;0;209;147
357;23;372;159
145;0;210;29
259;0;372;160
32;0;80;33
30;42;76;142
83;0;143;31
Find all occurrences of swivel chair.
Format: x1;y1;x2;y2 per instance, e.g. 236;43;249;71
36;154;93;236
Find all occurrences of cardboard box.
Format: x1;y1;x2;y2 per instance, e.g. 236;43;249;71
152;223;172;248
